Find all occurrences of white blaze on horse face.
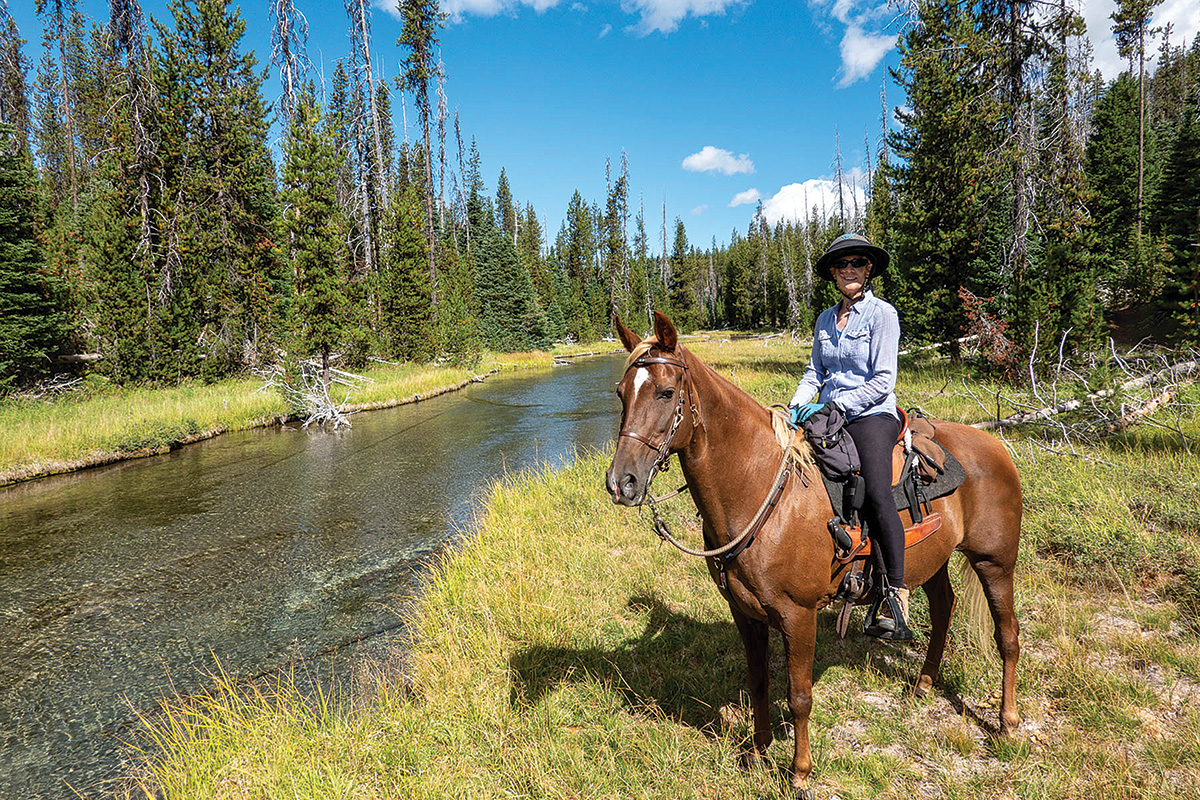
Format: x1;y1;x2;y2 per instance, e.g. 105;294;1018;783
632;367;651;399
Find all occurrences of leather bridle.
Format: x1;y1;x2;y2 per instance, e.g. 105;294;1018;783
615;349;802;564
617;353;699;477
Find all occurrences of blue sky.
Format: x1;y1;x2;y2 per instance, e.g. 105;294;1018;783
10;0;1200;251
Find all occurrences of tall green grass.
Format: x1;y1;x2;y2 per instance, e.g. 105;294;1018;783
120;337;1200;799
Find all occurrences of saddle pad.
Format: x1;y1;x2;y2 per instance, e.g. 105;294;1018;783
821;440;966;523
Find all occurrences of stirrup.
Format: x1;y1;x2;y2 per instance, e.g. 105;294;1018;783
864;586;913;642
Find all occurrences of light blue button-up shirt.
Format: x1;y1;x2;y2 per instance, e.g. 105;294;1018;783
789;290;900;422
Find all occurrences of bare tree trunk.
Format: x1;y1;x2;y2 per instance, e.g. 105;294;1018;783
782;229;800;330
270;0;311;123
436;54;448;227
1136;27;1145;237
347;0;388;211
42;0;78;212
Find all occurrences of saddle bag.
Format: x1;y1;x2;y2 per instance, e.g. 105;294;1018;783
801;404;860;481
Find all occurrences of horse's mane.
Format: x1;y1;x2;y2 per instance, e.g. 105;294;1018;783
625;337;815;471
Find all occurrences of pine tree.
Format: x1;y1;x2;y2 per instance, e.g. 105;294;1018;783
1111;0;1165;237
889;0;1002;347
1086;73;1151;300
0;123;63;391
396;0;445;303
558;189;596;340
474;223;550;352
153;0;285;378
1153;87;1200;341
282;91;346;385
495;167;515;241
667;217;701;331
379;184;432;360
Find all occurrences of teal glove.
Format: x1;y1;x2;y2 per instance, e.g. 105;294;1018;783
789;402;826;427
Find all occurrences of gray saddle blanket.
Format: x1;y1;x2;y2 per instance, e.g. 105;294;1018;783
820;441;966;523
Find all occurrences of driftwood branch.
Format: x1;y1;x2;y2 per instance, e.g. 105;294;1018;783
972;358;1199;441
258;358;371;430
898;334;979;357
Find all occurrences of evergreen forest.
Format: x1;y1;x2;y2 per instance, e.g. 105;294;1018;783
2;0;1200;394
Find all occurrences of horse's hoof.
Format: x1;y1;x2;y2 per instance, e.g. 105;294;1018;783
913;675;934;698
738;749;766;771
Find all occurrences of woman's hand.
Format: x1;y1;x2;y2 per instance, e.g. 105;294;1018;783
789;403;826;427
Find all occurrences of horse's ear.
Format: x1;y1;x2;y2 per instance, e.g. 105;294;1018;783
614;315;642;353
652;311;678;351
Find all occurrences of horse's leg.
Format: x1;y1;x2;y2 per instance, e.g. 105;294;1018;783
730;605;772;767
780;606;819;800
916;560;955;697
967;553;1021;734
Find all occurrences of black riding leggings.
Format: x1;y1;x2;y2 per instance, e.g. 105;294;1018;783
845;412;906;588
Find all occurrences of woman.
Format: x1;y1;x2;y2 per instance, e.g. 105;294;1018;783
788;233;910;641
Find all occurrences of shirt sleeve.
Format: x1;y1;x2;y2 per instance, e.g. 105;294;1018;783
789;319;827;407
830;303;900;419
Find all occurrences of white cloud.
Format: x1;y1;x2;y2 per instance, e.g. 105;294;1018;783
622;0;746;35
729;188;761;207
691;204;708;215
808;0;896;87
1082;0;1200;79
837;24;894;87
760;176;868;226
599;22;613;37
682;145;755;175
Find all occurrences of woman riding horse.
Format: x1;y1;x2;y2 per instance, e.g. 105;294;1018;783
789;233;910;640
607;310;1022;799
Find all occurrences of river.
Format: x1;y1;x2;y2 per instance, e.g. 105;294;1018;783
0;354;624;798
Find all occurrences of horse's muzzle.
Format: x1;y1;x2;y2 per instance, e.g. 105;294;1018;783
605;464;645;506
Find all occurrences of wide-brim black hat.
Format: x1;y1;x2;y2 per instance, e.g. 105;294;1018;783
814;233;890;281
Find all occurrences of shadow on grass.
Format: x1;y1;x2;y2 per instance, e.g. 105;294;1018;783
509;593;966;741
509;594;747;734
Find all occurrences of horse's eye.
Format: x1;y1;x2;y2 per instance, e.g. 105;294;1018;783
658;387;675;401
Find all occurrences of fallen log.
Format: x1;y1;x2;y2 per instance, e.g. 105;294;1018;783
973;359;1198;431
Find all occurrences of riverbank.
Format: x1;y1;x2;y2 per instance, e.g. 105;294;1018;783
0;344;618;487
123;336;1200;799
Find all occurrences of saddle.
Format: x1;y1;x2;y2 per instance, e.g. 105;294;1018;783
823;408;967;637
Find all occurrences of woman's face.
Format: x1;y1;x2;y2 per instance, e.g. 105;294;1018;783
832;256;872;299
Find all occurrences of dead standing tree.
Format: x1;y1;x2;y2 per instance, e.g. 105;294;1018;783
397;0;445;305
345;0;389;281
0;2;32;151
110;0;158;315
269;0;312;125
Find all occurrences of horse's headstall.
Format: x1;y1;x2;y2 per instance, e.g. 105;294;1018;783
627;355;689;372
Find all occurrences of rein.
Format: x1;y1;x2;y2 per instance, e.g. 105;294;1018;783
620;351;797;560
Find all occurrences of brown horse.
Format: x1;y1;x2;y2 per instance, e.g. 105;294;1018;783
605;312;1021;800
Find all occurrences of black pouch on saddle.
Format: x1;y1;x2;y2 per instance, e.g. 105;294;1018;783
801;404;860;481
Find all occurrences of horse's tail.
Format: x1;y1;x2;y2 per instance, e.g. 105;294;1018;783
956;554;998;662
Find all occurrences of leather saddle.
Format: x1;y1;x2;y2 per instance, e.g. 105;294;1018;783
827;408;960;566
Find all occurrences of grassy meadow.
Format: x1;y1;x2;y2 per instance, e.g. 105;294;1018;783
0;343;615;486
101;334;1200;798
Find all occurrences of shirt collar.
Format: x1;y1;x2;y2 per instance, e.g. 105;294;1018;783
847;289;877;315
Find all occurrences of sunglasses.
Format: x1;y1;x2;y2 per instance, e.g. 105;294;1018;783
831;257;870;271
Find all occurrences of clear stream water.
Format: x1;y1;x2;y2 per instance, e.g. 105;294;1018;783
0;354;625;798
